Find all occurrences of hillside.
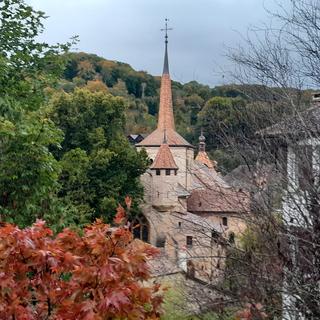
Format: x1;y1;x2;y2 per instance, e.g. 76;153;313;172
57;52;312;173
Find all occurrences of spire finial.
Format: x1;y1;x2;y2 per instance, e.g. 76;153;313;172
161;18;172;74
199;128;206;151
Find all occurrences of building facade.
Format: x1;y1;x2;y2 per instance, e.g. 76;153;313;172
135;31;249;282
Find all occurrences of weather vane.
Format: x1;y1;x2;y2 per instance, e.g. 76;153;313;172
161;18;173;44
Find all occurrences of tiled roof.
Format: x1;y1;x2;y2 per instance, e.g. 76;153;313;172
137;128;192;147
187;187;250;213
258;105;320;138
150;143;178;170
191;161;230;190
171;211;223;233
148;249;182;277
157;73;175;131
195;151;216;169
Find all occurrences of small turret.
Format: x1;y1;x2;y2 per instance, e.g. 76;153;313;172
150;130;178;175
150;130;179;210
195;129;217;169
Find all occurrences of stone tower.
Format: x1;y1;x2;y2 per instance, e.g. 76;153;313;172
136;24;194;195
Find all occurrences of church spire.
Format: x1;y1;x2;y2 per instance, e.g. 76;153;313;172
136;20;192;148
161;19;171;74
158;19;175;131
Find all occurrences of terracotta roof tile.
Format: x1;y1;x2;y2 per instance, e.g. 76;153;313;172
137;128;192;147
150;143;178;170
187;187;250;213
195;151;216;169
157;74;175;130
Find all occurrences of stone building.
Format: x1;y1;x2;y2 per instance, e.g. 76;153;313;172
135;30;249;282
258;93;320;320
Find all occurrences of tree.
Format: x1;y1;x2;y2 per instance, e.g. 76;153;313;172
0;203;163;319
0;0;73;227
198;97;249;149
49;89;149;221
218;0;320;318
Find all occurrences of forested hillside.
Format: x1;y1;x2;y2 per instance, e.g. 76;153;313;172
57;52;312;173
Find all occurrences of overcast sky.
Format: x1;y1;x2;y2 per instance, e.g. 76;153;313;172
28;0;282;86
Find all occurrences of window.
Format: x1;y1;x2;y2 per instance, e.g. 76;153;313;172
174;170;177;176
222;217;228;227
156;169;161;176
186;236;193;247
178;221;182;228
132;215;149;243
165;169;170;176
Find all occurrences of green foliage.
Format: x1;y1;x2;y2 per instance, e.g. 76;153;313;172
161;288;189;320
224;226;283;319
198;97;249;149
161;287;236;320
59;53;310;174
49;89;149;221
0;106;63;226
0;0;74;110
0;0;73;228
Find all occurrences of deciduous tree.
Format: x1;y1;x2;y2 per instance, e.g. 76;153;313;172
0;204;163;319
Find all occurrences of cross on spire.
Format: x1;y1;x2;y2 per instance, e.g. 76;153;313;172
161;19;172;75
161;18;173;44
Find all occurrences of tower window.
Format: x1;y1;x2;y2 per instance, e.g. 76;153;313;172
222;217;228;227
165;169;171;175
186;236;193;247
156;169;161;176
178;221;182;228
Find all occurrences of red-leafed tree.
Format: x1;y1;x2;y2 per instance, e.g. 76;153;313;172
0;203;162;319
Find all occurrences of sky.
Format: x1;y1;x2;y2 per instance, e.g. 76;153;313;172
28;0;282;87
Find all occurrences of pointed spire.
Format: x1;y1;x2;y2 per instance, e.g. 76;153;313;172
195;130;216;169
158;19;175;131
136;20;193;148
161;18;172;74
163;39;169;74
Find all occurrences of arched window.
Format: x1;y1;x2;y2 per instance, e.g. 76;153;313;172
131;215;149;243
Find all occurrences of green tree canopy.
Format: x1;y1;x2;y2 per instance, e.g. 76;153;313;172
198;96;249;150
0;0;72;227
49;89;149;221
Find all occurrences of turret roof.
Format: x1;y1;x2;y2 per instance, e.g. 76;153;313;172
150;142;178;170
